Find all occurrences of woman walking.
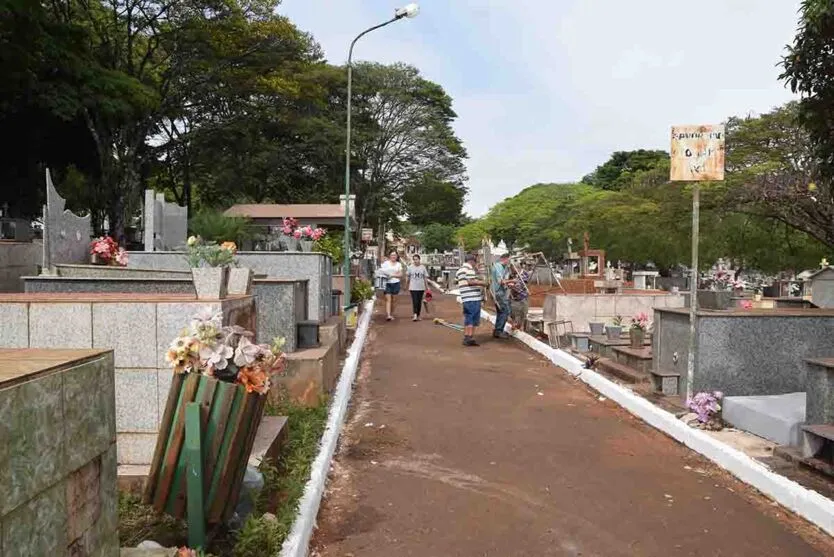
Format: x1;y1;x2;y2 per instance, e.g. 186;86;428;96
379;251;402;321
407;254;428;321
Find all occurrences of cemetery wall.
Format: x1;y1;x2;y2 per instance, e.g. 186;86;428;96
0;240;42;292
0;349;118;556
128;251;333;321
0;294;255;466
654;308;834;397
542;293;685;331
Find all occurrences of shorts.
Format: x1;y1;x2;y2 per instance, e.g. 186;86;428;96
385;282;401;295
462;300;482;327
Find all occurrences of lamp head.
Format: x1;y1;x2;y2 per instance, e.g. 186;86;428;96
395;3;420;19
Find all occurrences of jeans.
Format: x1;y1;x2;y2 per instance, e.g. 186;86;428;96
494;295;510;333
410;290;425;316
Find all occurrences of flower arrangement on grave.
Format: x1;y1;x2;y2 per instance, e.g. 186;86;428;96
709;266;743;291
165;308;286;395
685;391;724;430
628;312;649;348
185;236;236;268
301;225;326;241
281;216;299;236
89;236;128;266
606;315;624;340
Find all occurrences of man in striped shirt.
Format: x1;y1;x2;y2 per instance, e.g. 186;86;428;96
456;253;487;346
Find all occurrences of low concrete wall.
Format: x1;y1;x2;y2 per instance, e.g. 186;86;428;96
24;275;308;352
128;251;332;322
0;294;255;466
654;307;834;397
0;349;118;555
0;240;42;292
542;293;685;331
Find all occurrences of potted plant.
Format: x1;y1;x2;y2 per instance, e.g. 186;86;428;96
299;226;326;252
606;315;623;340
589;322;605;336
144;309;287;522
222;242;253;295
89;236;129;266
753;286;763;302
629;312;649;348
186;236;235;299
279;217;300;251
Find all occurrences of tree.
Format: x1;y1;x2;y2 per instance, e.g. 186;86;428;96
349;63;468;242
781;0;834;179
403;174;466;226
581;150;669;191
419;223;457;252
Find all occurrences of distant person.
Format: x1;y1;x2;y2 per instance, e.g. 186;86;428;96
407;254;428;321
380;251;402;321
456;253;487;346
509;264;531;331
491;253;515;339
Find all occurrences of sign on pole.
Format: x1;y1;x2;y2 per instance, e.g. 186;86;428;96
361;228;373;242
670;125;725;182
671;124;725;403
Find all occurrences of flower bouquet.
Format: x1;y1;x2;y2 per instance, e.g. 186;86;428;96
186;236;236;299
299;226;326;252
89;236;129;266
629;312;649;348
144;309;286;522
685;391;724;431
280;217;300;251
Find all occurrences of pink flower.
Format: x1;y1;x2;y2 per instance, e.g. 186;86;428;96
293;229;302;239
740;300;753;310
115;248;129;266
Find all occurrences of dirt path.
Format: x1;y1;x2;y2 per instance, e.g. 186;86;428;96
311;294;834;556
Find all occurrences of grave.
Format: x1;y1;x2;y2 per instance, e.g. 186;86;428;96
0;293;256;467
0;239;42;292
0;348;118;556
653;307;834;398
543;291;684;334
722;393;806;446
42;169;92;270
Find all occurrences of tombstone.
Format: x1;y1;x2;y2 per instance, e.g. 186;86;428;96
807;267;834;309
42;169;92;270
143;189;187;251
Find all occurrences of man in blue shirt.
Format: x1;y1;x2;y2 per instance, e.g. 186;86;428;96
491;253;515;339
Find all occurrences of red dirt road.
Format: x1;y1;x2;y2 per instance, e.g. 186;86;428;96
311;294;834;556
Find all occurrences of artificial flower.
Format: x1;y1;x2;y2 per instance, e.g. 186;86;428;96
221;241;237;253
234;336;262;367
201;342;233;371
115;247;129;266
293;229;302;239
237;365;270;395
187;235;198;246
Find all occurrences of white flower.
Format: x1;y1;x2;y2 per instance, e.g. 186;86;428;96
234;336;262;367
187;235;198;246
201;342;233;371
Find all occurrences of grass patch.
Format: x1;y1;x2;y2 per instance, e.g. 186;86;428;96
231;397;329;557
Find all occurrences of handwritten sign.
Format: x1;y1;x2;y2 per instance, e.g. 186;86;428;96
361;228;373;242
670;125;725;181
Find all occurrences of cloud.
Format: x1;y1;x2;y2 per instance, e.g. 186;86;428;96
279;0;801;216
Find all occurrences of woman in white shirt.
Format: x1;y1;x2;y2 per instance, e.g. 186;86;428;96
379;251;402;321
407;254;428;321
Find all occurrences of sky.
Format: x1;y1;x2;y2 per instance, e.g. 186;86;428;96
279;0;802;217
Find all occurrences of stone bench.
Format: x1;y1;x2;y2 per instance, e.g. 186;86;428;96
596;357;649;385
613;346;652;375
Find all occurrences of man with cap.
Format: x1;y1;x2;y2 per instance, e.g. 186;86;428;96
491;253;516;339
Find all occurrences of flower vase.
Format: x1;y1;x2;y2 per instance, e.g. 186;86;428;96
589;322;605;336
300;240;314;252
606;326;622;341
630;328;645;349
143;373;266;522
753;293;762;302
90;253;106;265
192;267;229;299
281;235;300;251
227;267;253;295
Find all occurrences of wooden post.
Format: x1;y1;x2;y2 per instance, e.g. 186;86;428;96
185;402;206;549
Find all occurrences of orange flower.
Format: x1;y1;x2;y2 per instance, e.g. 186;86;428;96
237;366;270;395
221;241;237;253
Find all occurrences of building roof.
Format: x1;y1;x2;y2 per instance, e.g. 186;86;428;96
803;266;834;280
224;204;347;220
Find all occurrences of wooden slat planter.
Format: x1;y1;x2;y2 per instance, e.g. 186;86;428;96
143;372;267;523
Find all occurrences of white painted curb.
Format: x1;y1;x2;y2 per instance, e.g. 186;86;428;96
480;309;834;537
280;298;376;557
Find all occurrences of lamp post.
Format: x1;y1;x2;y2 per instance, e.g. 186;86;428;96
343;3;420;308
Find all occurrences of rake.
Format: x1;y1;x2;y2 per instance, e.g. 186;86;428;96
433;317;464;331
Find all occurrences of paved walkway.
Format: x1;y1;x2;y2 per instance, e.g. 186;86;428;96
312;294;834;556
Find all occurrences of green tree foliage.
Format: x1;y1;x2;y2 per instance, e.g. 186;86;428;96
781;0;834;180
581;150;669;191
349;63;468;241
419;223;457;252
403;174;466;226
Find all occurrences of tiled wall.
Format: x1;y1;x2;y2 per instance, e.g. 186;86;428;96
0;297;256;465
0;241;41;292
0;352;118;556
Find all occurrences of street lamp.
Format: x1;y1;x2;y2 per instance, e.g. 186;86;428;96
343;3;420;308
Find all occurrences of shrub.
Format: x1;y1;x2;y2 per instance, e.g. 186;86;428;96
189;210;251;244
